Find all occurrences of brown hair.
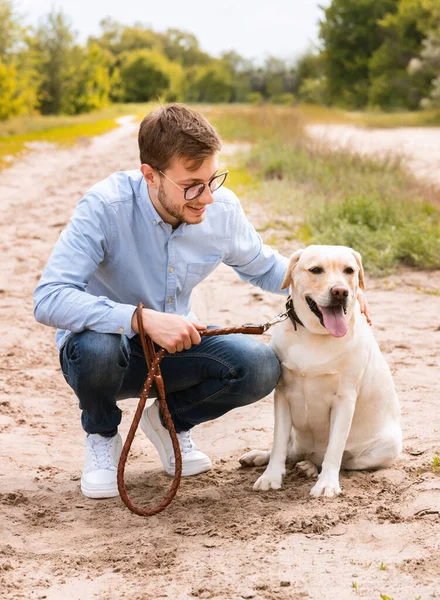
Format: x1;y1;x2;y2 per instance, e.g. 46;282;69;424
138;103;222;171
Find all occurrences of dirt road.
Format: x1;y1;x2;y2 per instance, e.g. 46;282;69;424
1;120;439;600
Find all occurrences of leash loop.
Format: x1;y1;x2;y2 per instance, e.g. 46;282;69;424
117;300;296;516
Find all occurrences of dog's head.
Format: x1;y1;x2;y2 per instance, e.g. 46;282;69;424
281;245;365;338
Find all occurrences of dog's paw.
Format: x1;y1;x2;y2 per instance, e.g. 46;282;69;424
253;469;284;491
309;472;341;498
239;449;270;467
296;460;318;479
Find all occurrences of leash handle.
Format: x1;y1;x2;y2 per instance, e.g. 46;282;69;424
117;303;182;516
117;305;281;517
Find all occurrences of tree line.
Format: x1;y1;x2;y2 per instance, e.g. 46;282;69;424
0;0;439;121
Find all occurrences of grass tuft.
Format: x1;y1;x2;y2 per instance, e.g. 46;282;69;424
209;106;440;274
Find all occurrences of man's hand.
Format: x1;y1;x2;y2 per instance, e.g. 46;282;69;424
357;289;372;326
131;308;207;353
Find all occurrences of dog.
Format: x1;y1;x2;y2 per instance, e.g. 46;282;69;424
240;245;402;497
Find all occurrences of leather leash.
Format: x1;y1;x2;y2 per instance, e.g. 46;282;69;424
117;300;295;516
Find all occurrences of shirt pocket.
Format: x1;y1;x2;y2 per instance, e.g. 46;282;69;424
181;257;222;296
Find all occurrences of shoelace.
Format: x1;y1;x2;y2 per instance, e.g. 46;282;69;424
176;430;197;455
88;435;115;470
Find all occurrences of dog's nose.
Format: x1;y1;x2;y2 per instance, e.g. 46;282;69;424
331;286;349;299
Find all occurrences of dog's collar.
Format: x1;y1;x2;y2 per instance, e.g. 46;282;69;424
286;295;304;331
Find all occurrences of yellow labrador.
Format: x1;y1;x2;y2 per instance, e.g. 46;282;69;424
240;245;402;497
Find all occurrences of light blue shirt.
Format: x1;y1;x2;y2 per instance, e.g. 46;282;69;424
33;169;289;350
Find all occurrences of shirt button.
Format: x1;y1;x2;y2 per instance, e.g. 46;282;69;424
167;297;172;303
153;220;157;225
118;327;124;333
169;267;174;273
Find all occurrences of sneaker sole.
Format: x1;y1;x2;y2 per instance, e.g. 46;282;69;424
140;410;212;477
81;477;119;499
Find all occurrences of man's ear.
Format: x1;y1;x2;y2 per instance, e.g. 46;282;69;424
140;163;159;189
281;249;304;290
351;249;366;290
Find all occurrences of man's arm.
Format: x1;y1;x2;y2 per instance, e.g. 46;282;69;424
222;198;289;295
33;192;137;337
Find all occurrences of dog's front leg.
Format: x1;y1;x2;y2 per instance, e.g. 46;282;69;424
254;386;291;491
310;392;356;498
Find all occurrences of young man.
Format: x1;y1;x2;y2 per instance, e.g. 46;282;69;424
34;104;367;500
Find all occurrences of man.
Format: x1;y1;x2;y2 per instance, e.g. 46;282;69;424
34;103;368;500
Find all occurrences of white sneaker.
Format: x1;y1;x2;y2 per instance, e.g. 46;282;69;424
81;432;122;499
140;401;212;477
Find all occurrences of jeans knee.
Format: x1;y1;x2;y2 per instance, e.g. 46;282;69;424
62;331;130;391
232;344;280;401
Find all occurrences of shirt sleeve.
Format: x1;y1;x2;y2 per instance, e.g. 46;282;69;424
33;191;137;337
223;196;289;295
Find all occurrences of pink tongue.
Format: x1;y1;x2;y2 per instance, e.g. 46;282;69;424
319;305;347;338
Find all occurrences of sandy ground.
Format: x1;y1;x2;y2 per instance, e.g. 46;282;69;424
1;119;439;600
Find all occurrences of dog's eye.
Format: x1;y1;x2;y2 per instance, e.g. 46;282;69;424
309;267;323;274
344;267;355;274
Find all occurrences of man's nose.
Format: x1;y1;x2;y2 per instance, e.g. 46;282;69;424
199;186;215;205
331;286;349;299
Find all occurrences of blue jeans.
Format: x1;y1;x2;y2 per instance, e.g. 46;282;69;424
59;329;281;434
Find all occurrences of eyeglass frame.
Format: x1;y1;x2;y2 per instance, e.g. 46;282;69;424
157;168;229;201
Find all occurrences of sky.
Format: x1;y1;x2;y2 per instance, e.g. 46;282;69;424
16;0;329;63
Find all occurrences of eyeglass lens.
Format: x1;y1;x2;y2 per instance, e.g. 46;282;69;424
185;172;228;200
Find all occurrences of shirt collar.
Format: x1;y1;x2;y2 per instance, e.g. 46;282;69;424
139;173;164;226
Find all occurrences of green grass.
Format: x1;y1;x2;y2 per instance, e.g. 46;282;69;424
297;103;440;128
206;102;440;134
206;105;440;274
0;103;155;171
2;102;440;274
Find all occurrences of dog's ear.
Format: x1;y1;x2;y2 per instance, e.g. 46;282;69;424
351;249;366;290
281;249;304;290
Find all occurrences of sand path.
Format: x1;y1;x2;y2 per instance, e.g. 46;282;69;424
1;118;439;600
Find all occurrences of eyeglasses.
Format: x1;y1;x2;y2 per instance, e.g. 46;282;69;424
158;169;229;201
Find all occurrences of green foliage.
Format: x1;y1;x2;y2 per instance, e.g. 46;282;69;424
162;28;211;67
270;93;295;105
1;0;440;119
246;91;264;105
64;43;112;114
320;0;398;108
0;0;40;120
234;106;440;274
298;77;328;104
119;49;182;103
0;61;20;119
184;61;232;103
368;0;434;109
292;52;325;96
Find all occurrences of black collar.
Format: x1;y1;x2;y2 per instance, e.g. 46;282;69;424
286;295;304;331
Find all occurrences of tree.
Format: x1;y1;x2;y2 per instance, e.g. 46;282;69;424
64;43;111;114
408;26;440;108
162;28;211;67
119;48;183;102
32;9;76;114
319;0;398;108
368;0;436;109
184;61;232;103
0;0;39;119
220;50;252;102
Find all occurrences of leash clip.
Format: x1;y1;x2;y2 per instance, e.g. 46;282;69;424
262;310;290;331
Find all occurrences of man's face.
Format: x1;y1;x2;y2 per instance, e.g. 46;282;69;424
147;154;219;227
